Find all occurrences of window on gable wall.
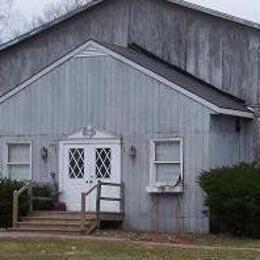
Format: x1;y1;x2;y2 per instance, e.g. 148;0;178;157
148;139;183;193
6;143;32;180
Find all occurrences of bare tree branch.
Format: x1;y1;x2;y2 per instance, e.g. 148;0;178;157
0;0;15;43
35;0;89;26
0;0;90;44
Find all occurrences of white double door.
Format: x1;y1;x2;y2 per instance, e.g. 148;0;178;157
61;142;121;212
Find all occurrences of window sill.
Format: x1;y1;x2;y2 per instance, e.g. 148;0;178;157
146;184;183;194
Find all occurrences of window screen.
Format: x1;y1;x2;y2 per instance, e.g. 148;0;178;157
152;140;183;186
7;143;31;180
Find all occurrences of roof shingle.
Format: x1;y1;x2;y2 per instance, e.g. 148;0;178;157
101;41;250;113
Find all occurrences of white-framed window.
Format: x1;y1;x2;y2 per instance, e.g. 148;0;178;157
5;142;32;180
148;138;183;193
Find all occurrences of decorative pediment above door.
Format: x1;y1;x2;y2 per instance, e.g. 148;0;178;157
65;126;121;141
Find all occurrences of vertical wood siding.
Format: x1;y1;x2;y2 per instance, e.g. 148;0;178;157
0;0;259;106
0;54;215;232
0;0;259;162
0;0;256;233
0;0;130;95
209;116;253;168
129;0;260;105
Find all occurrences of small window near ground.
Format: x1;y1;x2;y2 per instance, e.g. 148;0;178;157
6;143;31;180
149;139;183;191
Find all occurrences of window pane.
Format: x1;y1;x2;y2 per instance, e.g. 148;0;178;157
69;148;84;179
156;164;181;184
155;141;180;161
9;165;30;180
96;148;111;179
8;143;30;163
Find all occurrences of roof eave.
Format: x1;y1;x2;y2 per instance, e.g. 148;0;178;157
214;107;254;119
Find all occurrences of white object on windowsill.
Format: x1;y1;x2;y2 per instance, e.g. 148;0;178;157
146;183;183;194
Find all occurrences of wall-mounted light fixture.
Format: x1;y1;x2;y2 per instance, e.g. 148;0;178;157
128;145;136;157
41;147;48;160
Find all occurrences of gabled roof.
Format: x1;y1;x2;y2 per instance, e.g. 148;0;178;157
0;0;259;53
0;40;254;119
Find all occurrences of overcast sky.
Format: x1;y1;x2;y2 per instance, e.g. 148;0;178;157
187;0;260;23
13;0;260;23
0;0;260;44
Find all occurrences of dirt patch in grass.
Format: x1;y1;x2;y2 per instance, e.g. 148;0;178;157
95;230;195;244
94;230;260;249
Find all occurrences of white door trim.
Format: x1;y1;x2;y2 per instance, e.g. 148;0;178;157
58;128;122;212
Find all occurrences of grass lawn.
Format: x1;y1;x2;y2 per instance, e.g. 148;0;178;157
0;236;259;260
195;235;260;249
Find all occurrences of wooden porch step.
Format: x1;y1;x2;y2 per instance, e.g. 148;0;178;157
17;221;90;228
30;211;124;221
21;216;92;224
31;211;82;217
11;210;124;236
10;226;84;235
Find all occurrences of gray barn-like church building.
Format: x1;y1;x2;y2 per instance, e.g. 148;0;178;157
0;0;258;234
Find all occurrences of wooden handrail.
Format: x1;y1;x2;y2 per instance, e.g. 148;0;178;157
12;181;32;227
96;180;102;229
12;181;54;227
80;181;125;232
100;182;122;187
84;183;99;197
99;197;123;201
80;183;100;231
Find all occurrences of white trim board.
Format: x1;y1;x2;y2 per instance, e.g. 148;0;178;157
149;138;184;184
59;127;122;145
0;40;254;119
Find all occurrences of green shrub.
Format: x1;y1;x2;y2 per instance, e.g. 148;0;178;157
32;183;54;211
199;163;260;238
0;178;54;228
0;179;28;228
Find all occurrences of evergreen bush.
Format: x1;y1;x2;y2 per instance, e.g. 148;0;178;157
199;163;260;237
0;178;53;228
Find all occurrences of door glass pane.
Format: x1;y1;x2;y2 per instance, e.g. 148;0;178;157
155;141;180;161
96;148;111;179
8;143;30;163
156;164;181;184
69;148;84;179
9;165;30;180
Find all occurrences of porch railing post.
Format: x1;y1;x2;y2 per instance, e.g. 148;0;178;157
96;180;102;228
28;182;33;213
120;183;125;214
81;192;86;232
12;190;18;228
